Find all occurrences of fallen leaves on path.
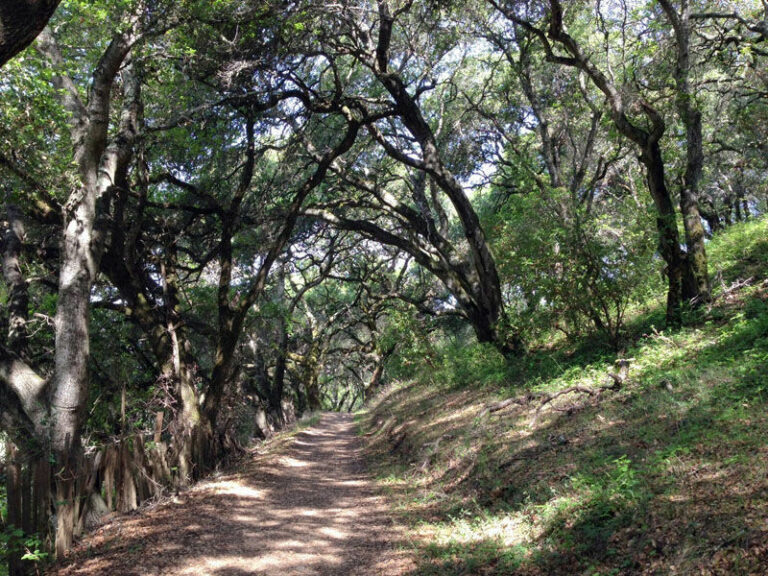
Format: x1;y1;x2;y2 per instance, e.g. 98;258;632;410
50;414;415;576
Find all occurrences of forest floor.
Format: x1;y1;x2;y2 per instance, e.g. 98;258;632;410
362;218;768;575
49;413;415;576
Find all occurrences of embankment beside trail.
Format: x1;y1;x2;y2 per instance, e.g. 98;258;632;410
362;218;768;576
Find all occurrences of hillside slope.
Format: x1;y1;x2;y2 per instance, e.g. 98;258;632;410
362;218;768;576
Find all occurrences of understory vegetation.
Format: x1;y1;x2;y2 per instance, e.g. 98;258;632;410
363;217;768;576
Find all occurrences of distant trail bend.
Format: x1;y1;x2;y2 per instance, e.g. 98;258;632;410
52;413;414;576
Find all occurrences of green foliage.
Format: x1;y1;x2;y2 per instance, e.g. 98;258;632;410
0;0;766;567
430;340;511;389
365;216;768;575
87;308;157;439
707;218;768;283
418;539;524;575
492;186;660;347
0;525;48;574
389;325;518;390
548;455;647;559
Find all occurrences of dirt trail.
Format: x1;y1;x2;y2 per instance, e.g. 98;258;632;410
52;413;414;576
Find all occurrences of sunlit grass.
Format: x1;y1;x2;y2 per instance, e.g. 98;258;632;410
364;217;768;575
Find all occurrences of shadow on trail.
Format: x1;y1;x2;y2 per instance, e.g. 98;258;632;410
52;414;410;576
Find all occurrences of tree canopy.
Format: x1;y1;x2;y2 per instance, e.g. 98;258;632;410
0;0;766;570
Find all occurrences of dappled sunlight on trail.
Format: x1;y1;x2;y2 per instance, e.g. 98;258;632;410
51;414;413;576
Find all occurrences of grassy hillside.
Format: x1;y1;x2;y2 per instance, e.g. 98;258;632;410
362;218;768;576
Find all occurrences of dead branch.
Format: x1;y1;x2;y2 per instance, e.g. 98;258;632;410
715;276;754;300
484;359;633;425
651;326;679;348
485;397;529;414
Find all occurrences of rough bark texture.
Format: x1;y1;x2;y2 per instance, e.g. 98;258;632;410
37;21;140;557
364;345;395;402
3;205;29;353
0;0;61;67
51;196;98;556
0;205;48;447
302;347;322;412
2;206;52;576
270;321;290;425
660;0;711;304
160;252;208;480
640;143;686;325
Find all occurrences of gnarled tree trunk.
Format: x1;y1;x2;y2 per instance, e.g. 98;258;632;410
37;21;141;556
660;0;710;304
640;143;687;326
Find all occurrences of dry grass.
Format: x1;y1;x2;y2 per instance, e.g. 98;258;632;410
361;222;768;575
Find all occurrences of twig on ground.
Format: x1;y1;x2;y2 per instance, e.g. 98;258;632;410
651;326;679;348
484;359;633;427
715;277;753;301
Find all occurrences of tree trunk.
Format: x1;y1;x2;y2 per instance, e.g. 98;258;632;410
270;326;290;426
173;382;208;482
660;0;710;303
51;192;100;556
291;379;307;417
640;143;686;325
266;266;289;426
699;197;721;235
364;345;395;402
160;255;209;481
336;390;350;412
678;107;710;303
32;458;51;539
205;324;239;432
371;4;519;356
1;207;51;575
36;23;139;557
505;0;696;328
304;354;322;412
3;205;29;354
0;0;61;67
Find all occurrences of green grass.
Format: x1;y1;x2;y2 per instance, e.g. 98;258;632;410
708;218;768;283
297;411;323;428
363;217;768;576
